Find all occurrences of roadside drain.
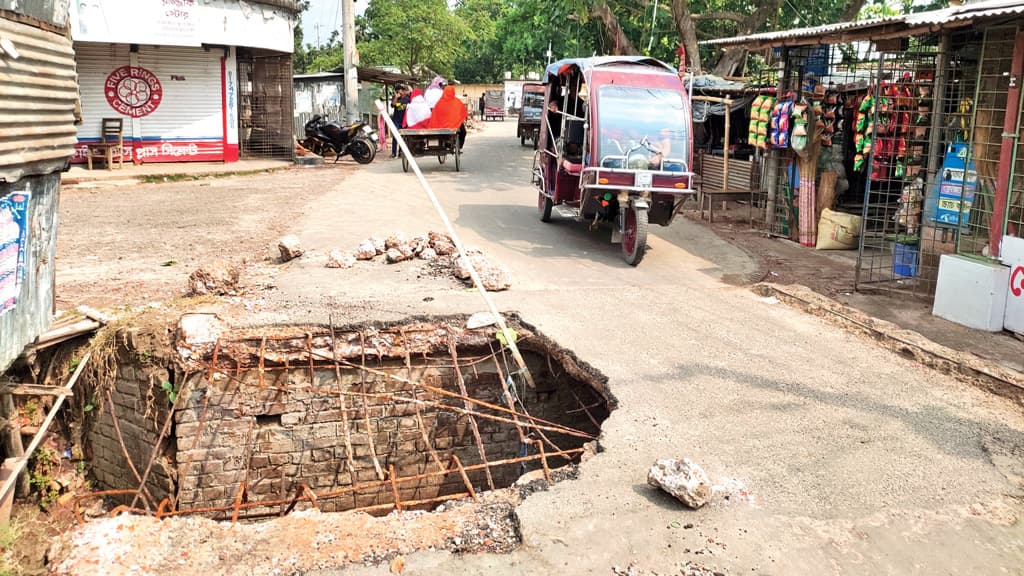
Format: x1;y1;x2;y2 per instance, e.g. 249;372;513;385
83;316;615;521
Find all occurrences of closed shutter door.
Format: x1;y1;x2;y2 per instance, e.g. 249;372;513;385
136;46;223;162
73;42;131;163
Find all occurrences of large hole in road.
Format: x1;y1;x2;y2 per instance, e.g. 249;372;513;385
87;316;615;521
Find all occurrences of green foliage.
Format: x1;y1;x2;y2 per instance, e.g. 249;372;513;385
160;380;179;404
28;447;60;509
358;0;471;76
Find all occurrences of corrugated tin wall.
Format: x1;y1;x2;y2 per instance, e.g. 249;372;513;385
0;174;60;372
0;17;79;182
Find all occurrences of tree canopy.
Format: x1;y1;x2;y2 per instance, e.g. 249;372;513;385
293;0;950;80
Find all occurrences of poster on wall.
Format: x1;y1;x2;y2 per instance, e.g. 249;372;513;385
934;142;977;230
71;0;199;46
0;191;30;316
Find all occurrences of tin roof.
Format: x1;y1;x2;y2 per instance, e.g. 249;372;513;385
0;16;79;182
701;0;1024;48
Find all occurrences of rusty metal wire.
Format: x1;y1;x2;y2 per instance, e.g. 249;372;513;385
79;327;604;525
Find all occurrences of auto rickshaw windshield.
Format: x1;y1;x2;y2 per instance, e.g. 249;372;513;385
596;86;689;170
522;91;544;121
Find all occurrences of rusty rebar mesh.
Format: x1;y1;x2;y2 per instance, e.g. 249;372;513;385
78;327;608;524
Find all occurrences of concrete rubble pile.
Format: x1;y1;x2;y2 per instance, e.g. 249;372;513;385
324;230;512;291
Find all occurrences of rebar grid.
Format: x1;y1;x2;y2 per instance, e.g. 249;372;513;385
76;327;605;524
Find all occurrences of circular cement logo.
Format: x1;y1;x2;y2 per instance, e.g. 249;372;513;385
104;65;163;118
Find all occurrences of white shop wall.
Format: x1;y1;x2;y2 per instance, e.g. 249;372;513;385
73;42;226;163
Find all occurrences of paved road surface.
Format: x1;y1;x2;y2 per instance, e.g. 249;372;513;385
258;122;1023;575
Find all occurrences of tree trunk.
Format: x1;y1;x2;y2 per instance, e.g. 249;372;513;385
670;0;702;74
709;0;782;76
591;1;639;55
840;0;867;22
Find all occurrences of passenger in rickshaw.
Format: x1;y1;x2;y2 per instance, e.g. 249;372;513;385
404;88;431;129
427;86;468;148
425;76;445;109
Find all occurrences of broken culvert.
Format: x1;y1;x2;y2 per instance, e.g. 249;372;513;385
80;315;615;521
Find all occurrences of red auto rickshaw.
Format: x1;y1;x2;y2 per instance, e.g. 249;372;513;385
533;57;695;265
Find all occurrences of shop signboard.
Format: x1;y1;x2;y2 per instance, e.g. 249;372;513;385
934;142;977;230
71;0;199;46
0;191;30;316
1003;236;1024;334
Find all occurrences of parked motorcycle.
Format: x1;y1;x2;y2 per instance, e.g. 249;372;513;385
302;115;378;164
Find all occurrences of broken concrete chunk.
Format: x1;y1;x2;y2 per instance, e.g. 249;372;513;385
326;250;356;269
384;232;407;250
428;230;452;245
186;261;242;296
370;236;386;255
417;247;437;260
277;235;304;261
176;313;225;360
647;458;713;509
409;235;429;254
354;240;377;260
432;239;457;256
386;246;414;263
454;253;511;291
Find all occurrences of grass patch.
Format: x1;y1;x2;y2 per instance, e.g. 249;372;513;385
140;167;285;185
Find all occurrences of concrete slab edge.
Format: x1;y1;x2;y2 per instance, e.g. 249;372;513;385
752;282;1024;407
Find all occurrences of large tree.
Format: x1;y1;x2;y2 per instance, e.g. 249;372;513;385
357;0;471;76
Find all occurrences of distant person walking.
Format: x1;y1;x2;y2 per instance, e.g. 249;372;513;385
390;85;410;158
479;94;486;118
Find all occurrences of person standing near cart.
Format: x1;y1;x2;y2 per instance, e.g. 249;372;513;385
390;85;410;158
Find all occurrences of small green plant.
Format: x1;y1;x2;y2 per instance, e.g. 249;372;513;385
83;395;96;412
160;380;179;404
0;519;21;550
28;447;61;509
19;399;39;426
75;461;87;475
68;357;81;375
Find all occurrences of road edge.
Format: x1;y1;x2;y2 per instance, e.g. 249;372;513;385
753;282;1024;407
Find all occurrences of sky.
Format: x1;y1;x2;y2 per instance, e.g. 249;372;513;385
299;0;369;48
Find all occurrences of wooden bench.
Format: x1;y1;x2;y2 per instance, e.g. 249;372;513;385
696;152;759;223
86;118;124;170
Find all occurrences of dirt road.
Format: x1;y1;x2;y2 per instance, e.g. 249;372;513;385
55;123;1024;575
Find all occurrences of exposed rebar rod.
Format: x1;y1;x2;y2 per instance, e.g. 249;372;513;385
328;323;356;475
449;341;494;490
109;448;585;522
104;388;155;511
414;401;447;473
360;395;385;481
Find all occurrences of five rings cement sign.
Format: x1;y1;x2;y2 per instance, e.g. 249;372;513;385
105;65;163;118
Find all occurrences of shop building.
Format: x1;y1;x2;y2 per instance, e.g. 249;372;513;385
699;0;1024;335
70;0;301;165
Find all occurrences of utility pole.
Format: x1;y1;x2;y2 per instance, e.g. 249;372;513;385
314;23;321;48
342;0;358;123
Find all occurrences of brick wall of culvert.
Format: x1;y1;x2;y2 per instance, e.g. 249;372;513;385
85;321;612;518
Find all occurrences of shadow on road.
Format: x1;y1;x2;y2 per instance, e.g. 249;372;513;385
455;202;640;268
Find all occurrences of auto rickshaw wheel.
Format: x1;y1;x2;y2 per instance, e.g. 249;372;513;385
538;191;553;222
454;141;461;172
622;207;648;266
401;155;409;173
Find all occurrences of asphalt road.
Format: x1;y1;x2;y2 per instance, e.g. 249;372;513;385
258;122;1024;575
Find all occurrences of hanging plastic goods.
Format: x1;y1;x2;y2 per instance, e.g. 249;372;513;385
748;95;765;146
757;96;775;150
769;95;794;149
791;100;811;158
